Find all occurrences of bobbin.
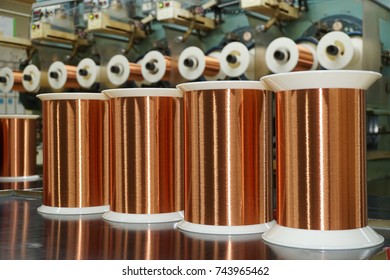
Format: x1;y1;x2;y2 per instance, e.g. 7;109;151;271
317;31;362;70
102;88;184;223
265;37;318;73
203;49;226;80
47;61;68;91
220;42;251;78
141;51;169;83
37;93;109;215
0;67;14;93
0;114;40;183
261;70;384;250
106;54;130;87
76;58;100;89
22;64;42;93
176;81;275;235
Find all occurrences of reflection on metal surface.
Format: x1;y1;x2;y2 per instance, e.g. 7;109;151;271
276;88;367;230
183;87;273;226
105;222;180;259
41;97;109;208
109;95;183;215
179;231;275;260
40;213;109;260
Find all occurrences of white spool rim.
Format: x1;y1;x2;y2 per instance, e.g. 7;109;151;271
180;230;262;242
22;64;41;93
260;70;382;91
141;51;167;83
204;51;226;80
0;114;40;119
48;61;68;90
37;205;110;215
265;37;299;73
76;58;99;89
177;220;276;235
262;223;384;250
220;42;250;77
177;80;269;91
0;175;40;182
38;213;104;221
317;31;354;70
106;54;130;87
37;92;108;101
103;87;183;98
102;210;184;224
178;46;205;81
105;221;178;231
0;67;14;92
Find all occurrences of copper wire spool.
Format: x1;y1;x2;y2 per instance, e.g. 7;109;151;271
41;214;109;259
261;70;384;250
141;51;179;84
48;62;80;92
12;71;25;92
102;88;183;223
105;223;180;259
294;45;315;71
203;56;220;76
176;81;274;235
0;115;39;184
128;62;143;81
37;93;109;215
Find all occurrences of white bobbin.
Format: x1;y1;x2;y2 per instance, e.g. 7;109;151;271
106;54;130;87
22;64;41;93
141;50;168;83
76;58;100;89
220;42;250;78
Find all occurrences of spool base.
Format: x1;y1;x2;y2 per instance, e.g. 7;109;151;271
37;205;109;215
177;219;276;235
0;175;40;182
262;223;384;250
102;210;184;224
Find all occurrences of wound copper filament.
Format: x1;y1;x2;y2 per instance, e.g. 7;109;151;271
182;85;273;226
0;116;38;179
276;88;366;230
108;91;183;215
40;95;109;208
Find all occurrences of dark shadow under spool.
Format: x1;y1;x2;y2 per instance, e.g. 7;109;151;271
177;81;274;234
37;93;109;214
103;88;183;223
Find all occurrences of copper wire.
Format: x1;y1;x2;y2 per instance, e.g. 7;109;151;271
42;98;109;208
294;46;315;71
64;65;81;89
203;56;220;77
12;71;25;92
276;88;367;230
183;88;273;226
0;117;37;178
109;95;183;214
128;63;143;81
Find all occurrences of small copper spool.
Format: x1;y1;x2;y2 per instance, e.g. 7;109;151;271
261;70;384;250
176;81;275;235
0;115;40;187
102;88;184;223
37;93;109;215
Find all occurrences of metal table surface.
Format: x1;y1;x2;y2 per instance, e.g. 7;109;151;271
0;181;389;260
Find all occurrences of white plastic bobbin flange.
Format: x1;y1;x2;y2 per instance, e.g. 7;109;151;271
345;35;363;70
106;54;130;87
22;64;41;93
141;50;168;83
102;210;184;224
317;31;354;70
177;220;276;235
0;67;14;93
48;61;67;91
178;46;205;81
265;37;300;73
77;58;100;89
220;42;250;78
204;50;226;80
37;205;110;215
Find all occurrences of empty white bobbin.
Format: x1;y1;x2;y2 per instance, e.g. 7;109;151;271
77;58;100;89
106;54;130;87
317;31;354;70
220;42;250;78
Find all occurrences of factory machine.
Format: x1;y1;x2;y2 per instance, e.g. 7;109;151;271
1;0;390;260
